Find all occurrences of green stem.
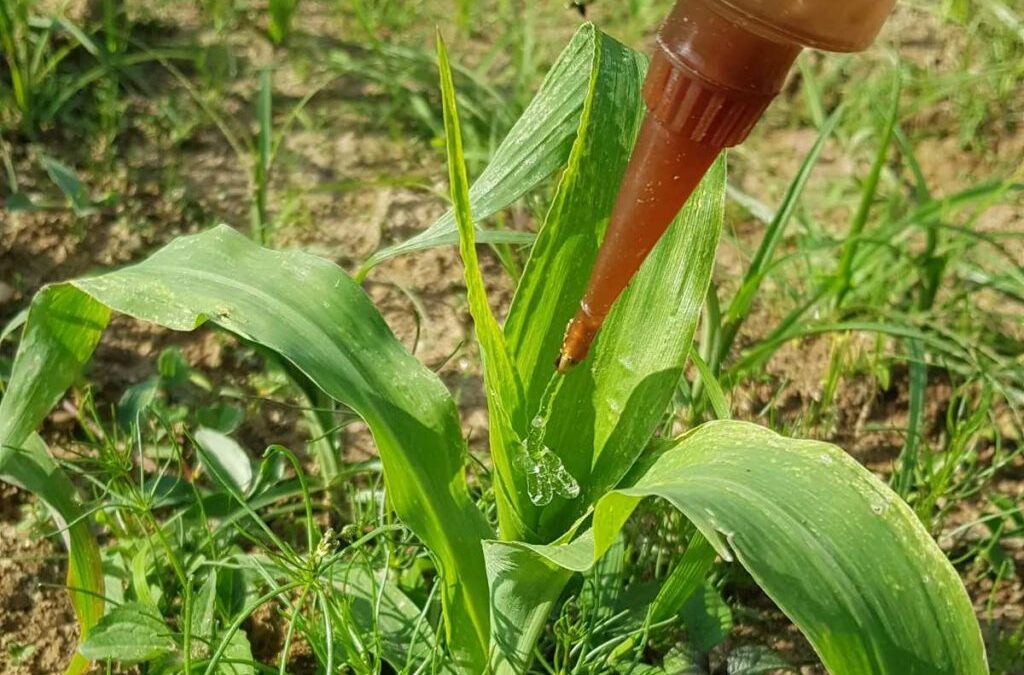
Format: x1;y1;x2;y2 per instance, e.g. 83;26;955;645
278;587;311;675
646;531;717;626
202;581;306;675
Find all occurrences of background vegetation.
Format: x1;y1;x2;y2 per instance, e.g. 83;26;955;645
0;0;1021;672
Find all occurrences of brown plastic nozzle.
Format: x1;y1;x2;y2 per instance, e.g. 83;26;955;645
557;0;895;373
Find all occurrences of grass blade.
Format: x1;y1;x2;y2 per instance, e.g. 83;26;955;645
359;24;600;274
894;338;927;497
716;107;842;369
690;350;730;421
833;72;901;304
646;531;717;626
436;32;530;543
252;67;272;244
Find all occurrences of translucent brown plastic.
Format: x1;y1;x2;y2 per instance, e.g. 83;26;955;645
557;0;895;371
714;0;898;52
558;117;719;372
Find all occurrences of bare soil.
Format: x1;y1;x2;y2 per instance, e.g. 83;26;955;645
0;487;79;675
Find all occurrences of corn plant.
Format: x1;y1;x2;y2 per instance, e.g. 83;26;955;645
0;25;988;674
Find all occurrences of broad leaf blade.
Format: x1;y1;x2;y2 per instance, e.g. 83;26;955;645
217;629;255;674
195;428;255;495
190;570;218;644
581;158;725;501
0;285;109;675
361;24;598;271
492;421;987;675
0;285;110;447
498;27;648;540
1;226;493;671
484;540;575;674
1;438;105;675
503;30;647;410
79;602;176;663
680;582;732;653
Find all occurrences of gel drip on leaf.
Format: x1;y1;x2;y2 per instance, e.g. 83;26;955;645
514;373;580;506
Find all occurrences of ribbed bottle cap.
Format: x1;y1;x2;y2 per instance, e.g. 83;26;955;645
646;0;802;148
642;50;775;148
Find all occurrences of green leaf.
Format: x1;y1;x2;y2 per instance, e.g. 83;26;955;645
661;646;708;674
0;308;28;348
502;30;647;412
0;285;109;675
5;191;38;211
79;602;176;663
116;376;160;429
490;26;723;540
267;0;298;44
8;643;36;665
726;645;795;675
509;138;726;540
437;32;529;541
157;346;191;385
195;428;255;495
0;225;493;671
40;155;92;215
488;421;987;675
435;28;724;668
483;540;575;673
191;570;219;645
130;545;158;609
647;531;717;626
0;285;110;447
894;338;926;496
580;533;626;630
196;403;245;434
546;155;725;535
360;23;599;273
216;629;255;675
680;582;732;653
431;23;717;546
690;350;730;421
